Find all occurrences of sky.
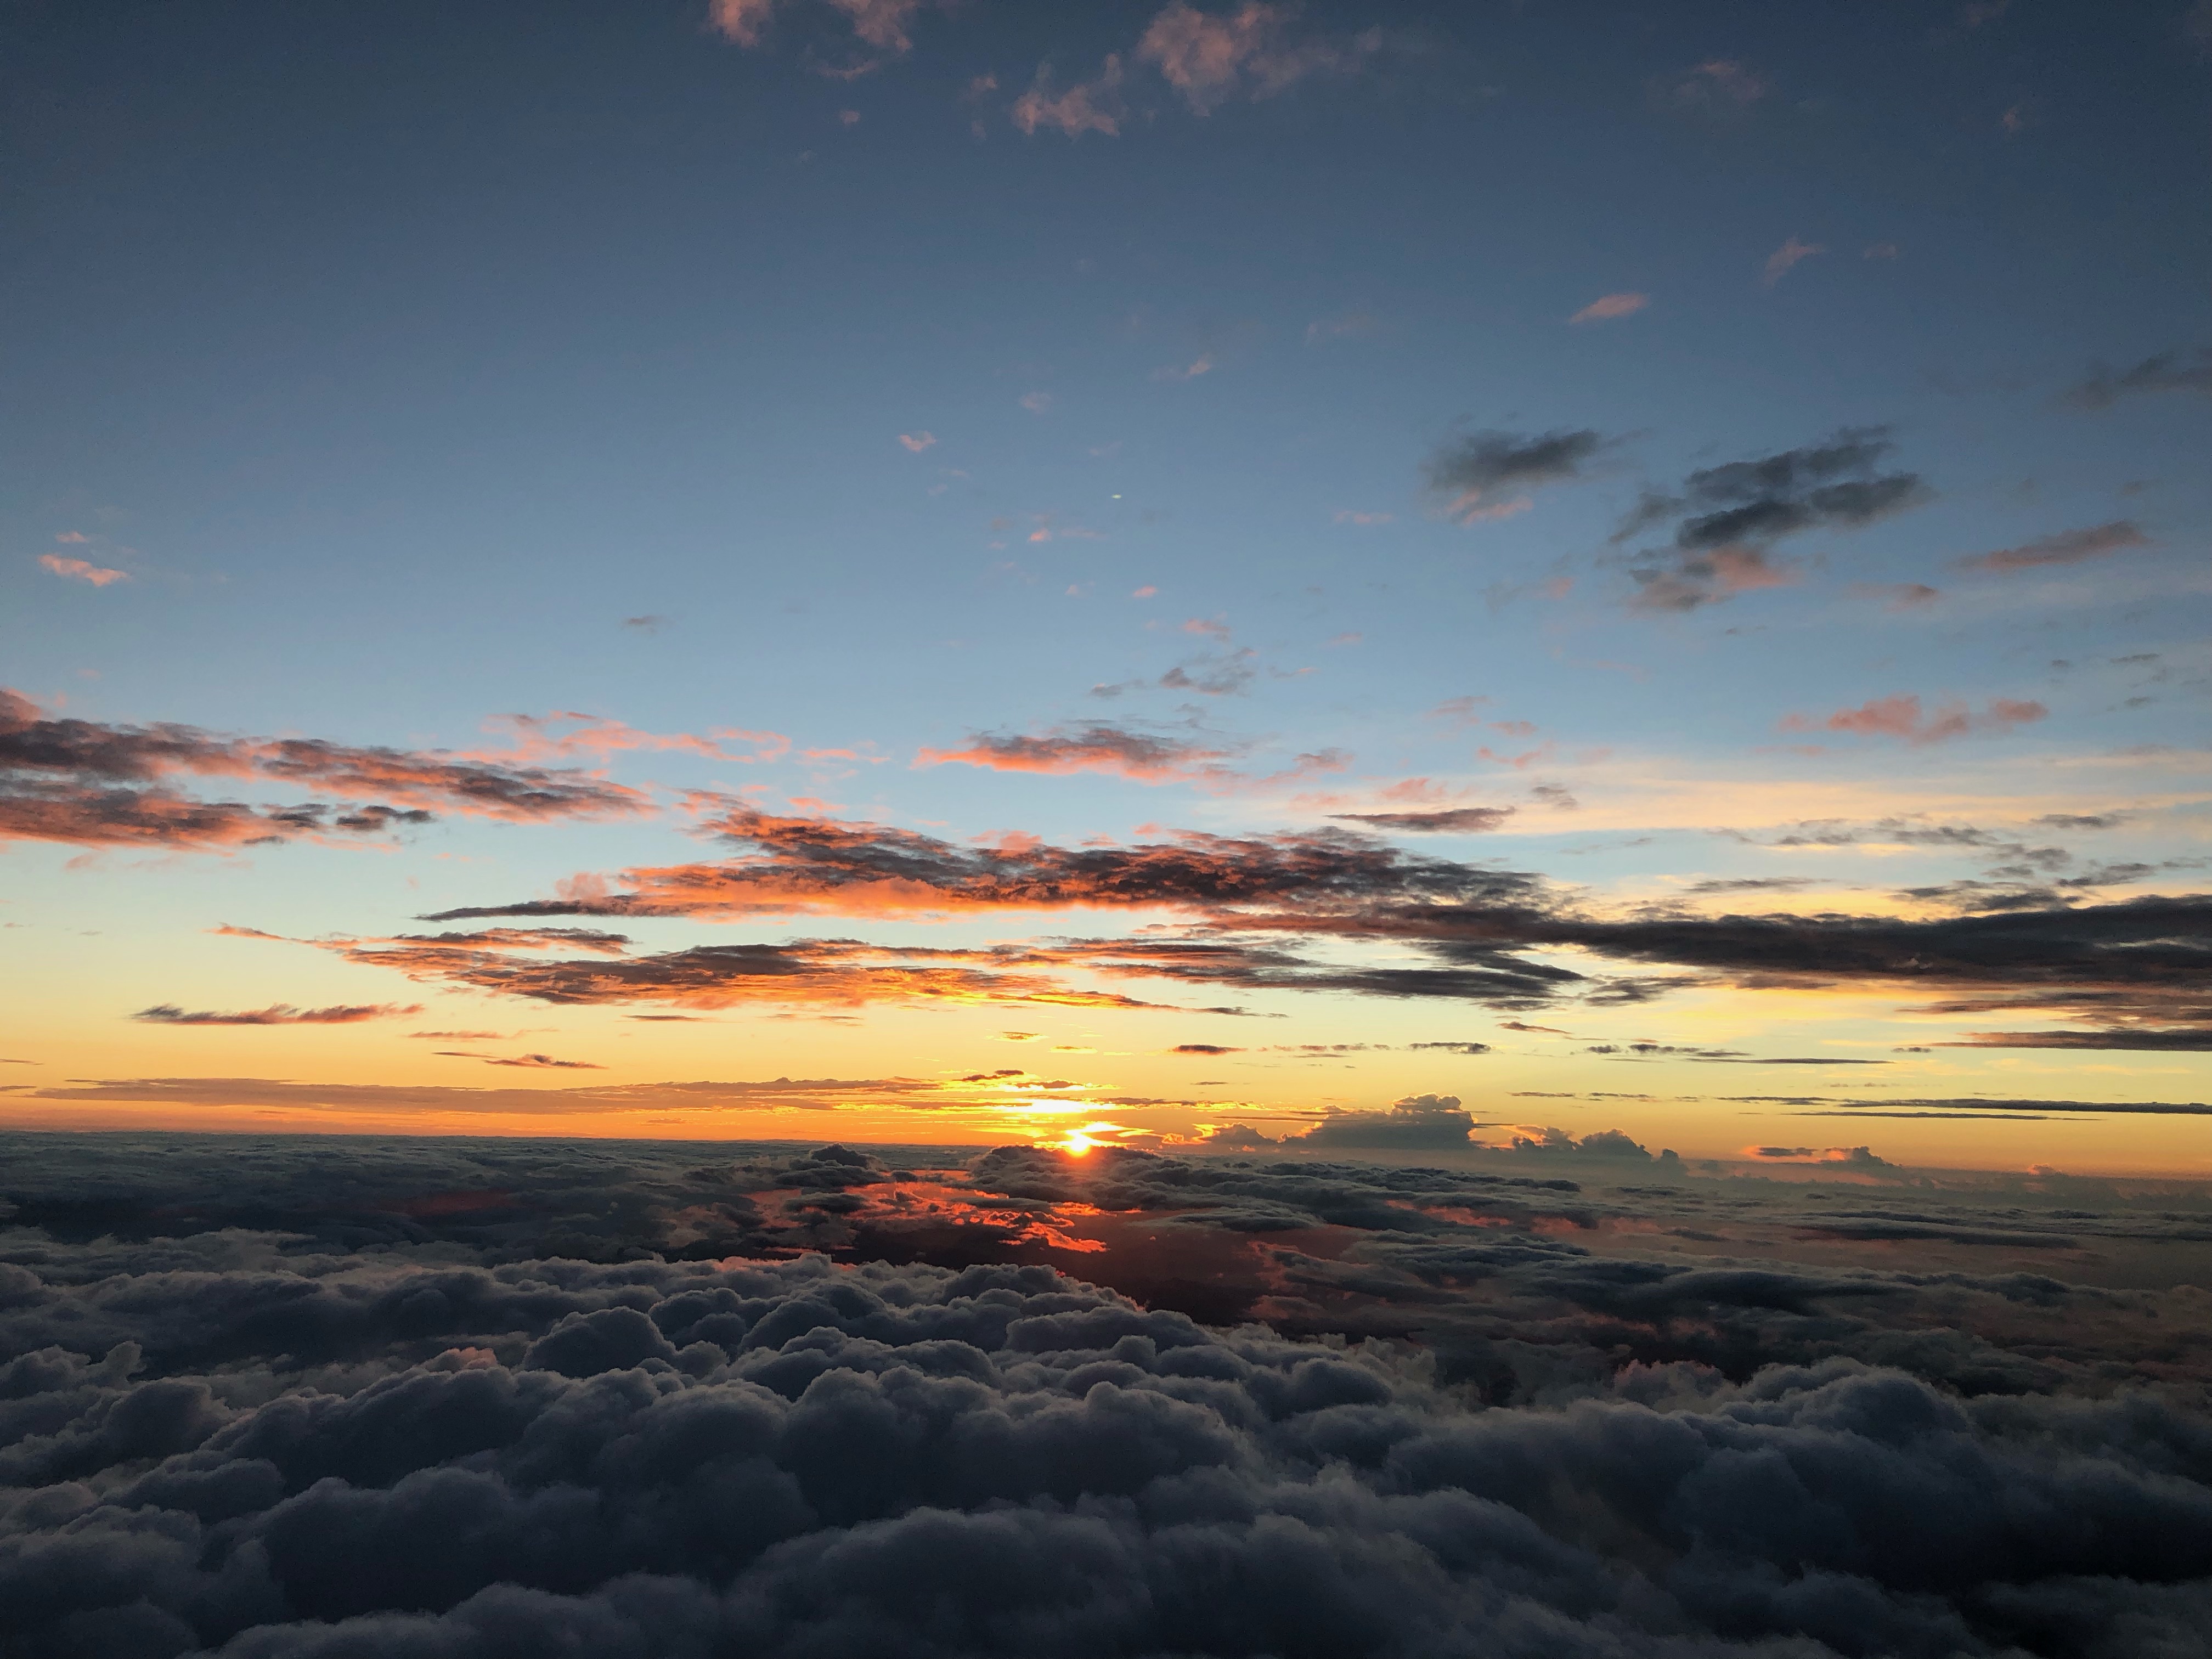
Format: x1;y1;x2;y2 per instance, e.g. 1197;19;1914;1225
3;0;2210;1171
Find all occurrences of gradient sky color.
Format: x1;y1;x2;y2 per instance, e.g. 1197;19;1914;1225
3;0;2208;1171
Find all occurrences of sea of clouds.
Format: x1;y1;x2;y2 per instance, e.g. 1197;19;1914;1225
2;1132;2208;1658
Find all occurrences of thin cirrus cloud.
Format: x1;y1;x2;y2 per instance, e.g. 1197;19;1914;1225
1763;238;1827;285
1780;693;2048;744
2061;345;2212;410
1423;428;1609;524
132;1002;423;1025
1569;292;1649;324
38;554;129;586
1329;806;1517;833
1657;58;1770;112
1953;520;2150;573
1614;427;1931;612
916;723;1234;783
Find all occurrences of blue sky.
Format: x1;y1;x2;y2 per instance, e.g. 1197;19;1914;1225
3;0;2208;1168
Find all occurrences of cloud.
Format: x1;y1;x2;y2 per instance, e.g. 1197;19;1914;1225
1568;292;1648;324
708;0;923;55
301;928;1181;1014
1617;427;1931;611
9;1136;2212;1659
1332;510;1392;526
37;554;129;586
2062;345;2212;410
1296;1092;1477;1148
402;806;2211;1043
1329;807;1516;833
0;690;651;853
1406;1040;1491;1054
1762;237;1827;285
1170;1043;1239;1055
1011;58;1123;138
896;431;936;452
1135;1;1374;115
1424;428;1609;523
1954;520;2151;573
1780;693;2048;744
131;1003;422;1026
916;724;1234;782
1658;58;1770;112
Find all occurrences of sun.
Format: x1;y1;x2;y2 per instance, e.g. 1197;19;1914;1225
1060;1131;1096;1156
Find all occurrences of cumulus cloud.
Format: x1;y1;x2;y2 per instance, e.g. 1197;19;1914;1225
1615;427;1931;612
1135;1;1375;115
1780;693;2048;744
1424;428;1608;524
1012;57;1124;138
0;689;650;853
2062;344;2212;409
1296;1094;1479;1148
1953;519;2151;573
6;1146;2205;1659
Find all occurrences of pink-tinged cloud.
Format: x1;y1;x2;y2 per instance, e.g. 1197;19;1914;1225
1446;494;1533;525
1863;242;1900;259
482;711;789;766
898;431;936;453
1012;59;1122;138
1780;693;2048;744
1018;391;1056;414
133;1002;423;1025
710;0;921;53
1333;511;1392;526
1182;616;1231;641
1132;585;1158;599
1763;238;1827;285
1136;2;1372;115
917;724;1235;783
55;531;89;544
1569;292;1649;324
1954;520;2149;573
707;0;777;45
39;554;128;587
1628;545;1801;612
0;688;652;852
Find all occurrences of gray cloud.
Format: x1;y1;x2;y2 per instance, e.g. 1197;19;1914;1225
1616;428;1932;611
2062;345;2212;410
1423;428;1609;521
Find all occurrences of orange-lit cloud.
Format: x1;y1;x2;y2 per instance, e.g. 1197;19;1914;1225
1954;521;2150;574
39;554;129;586
1781;694;2047;745
917;724;1235;782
